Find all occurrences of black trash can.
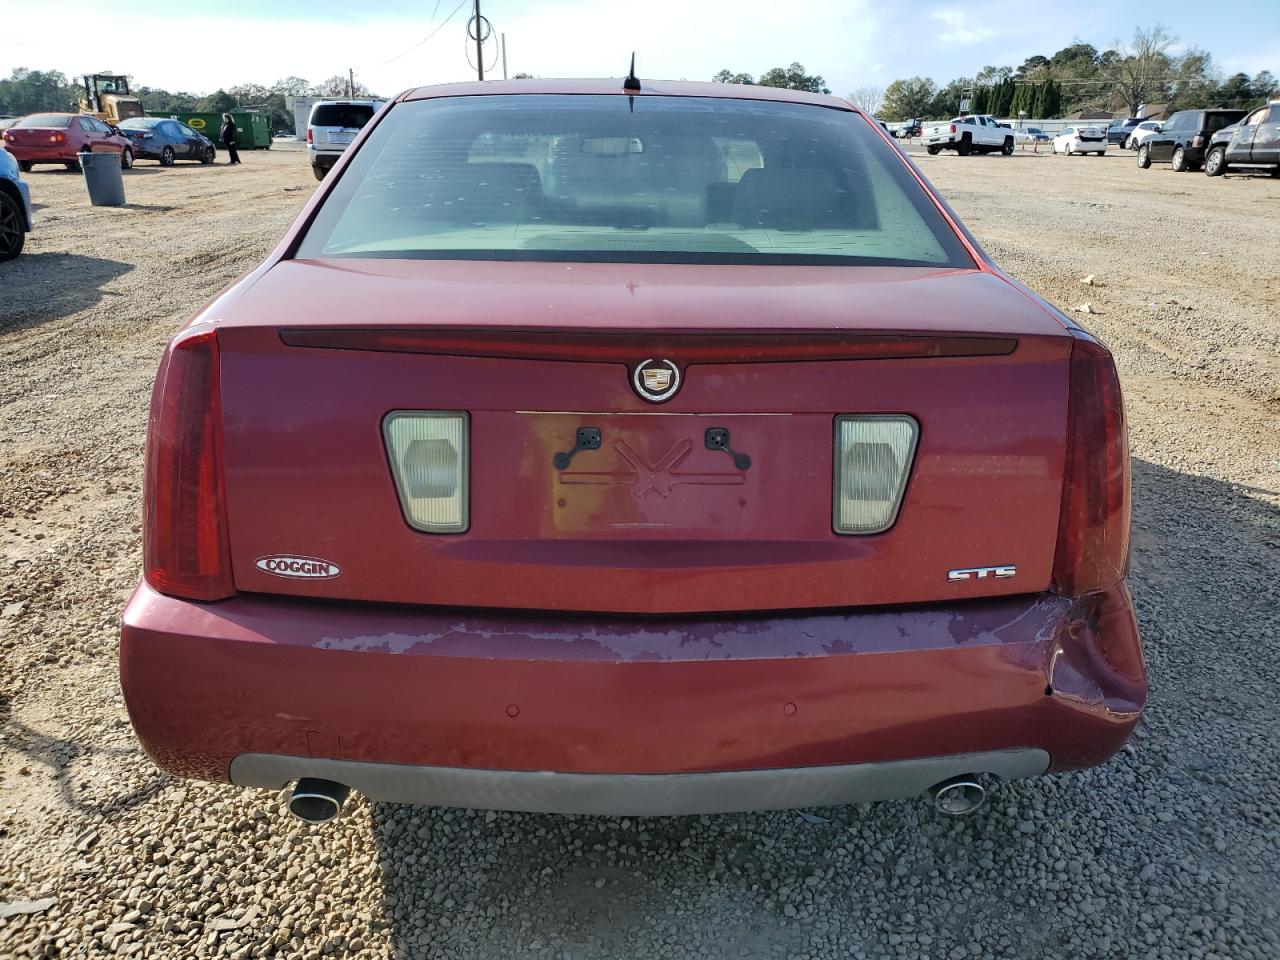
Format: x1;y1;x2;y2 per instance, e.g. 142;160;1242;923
80;149;126;207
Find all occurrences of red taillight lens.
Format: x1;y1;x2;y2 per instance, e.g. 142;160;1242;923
49;132;65;144
950;123;956;134
306;128;313;143
144;325;234;601
1052;333;1130;597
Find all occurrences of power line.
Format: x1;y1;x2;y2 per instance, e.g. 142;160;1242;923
377;0;471;67
464;31;500;77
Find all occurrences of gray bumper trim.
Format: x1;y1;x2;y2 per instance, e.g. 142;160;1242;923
230;749;1050;816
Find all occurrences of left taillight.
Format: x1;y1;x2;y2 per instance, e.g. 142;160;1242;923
143;324;234;601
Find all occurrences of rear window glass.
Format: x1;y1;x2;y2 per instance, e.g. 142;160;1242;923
15;114;72;129
297;95;973;268
120;118;164;129
311;104;375;129
1204;112;1243;133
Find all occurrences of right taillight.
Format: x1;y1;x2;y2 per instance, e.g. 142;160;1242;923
1052;332;1130;597
950;123;956;134
143;324;234;601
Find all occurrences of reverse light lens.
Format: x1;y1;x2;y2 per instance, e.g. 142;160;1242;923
383;412;469;533
833;415;919;535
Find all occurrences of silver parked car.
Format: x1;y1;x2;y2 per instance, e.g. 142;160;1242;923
306;99;385;181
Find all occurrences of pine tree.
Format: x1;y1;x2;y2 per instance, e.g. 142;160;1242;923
1042;79;1062;118
995;78;1016;117
1008;82;1025;118
972;85;988;114
1031;82;1046;118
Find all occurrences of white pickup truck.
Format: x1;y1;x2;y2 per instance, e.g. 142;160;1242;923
923;115;1015;156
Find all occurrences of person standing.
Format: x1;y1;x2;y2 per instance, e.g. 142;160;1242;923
220;113;241;165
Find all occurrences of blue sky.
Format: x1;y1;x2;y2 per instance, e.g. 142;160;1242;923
4;0;1276;96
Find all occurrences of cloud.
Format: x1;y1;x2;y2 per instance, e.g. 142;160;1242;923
928;9;995;45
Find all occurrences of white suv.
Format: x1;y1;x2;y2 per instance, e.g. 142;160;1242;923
306;100;384;180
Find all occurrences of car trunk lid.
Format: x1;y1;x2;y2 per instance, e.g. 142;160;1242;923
215;259;1071;614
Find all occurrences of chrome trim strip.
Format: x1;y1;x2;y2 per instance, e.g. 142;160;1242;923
230;749;1049;817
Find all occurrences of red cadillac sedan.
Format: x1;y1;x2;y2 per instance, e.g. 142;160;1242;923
3;112;134;171
120;80;1145;823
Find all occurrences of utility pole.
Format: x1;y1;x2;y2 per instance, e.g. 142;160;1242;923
474;0;484;81
501;32;508;80
347;68;354;98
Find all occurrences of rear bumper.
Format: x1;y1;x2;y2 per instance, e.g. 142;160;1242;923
307;147;342;167
231;749;1049;816
6;145;75;163
119;582;1145;813
127;144;163;160
11;178;33;230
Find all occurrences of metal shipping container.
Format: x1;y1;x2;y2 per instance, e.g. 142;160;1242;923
145;111;272;149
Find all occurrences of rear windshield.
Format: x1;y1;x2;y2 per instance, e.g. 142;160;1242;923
119;118;164;129
1204;112;1244;133
15;114;72;129
311;104;375;129
297;95;973;267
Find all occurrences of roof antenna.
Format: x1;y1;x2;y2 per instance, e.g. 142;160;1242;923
623;53;641;91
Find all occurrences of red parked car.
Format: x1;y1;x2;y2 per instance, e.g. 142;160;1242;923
120;79;1145;823
3;112;134;172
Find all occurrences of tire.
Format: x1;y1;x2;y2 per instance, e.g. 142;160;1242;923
1171;146;1187;172
64;159;81;173
1204;146;1227;177
956;135;972;157
0;190;25;261
18;160;32;173
160;146;175;167
1001;137;1014;156
120;148;133;170
1137;144;1151;169
202;146;215;164
312;163;327;181
926;145;941;155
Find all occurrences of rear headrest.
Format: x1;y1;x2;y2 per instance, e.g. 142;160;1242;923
733;167;859;231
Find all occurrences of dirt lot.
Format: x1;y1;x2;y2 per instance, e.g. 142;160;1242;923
1;143;1278;960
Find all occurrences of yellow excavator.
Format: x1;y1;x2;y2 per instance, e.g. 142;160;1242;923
78;74;144;125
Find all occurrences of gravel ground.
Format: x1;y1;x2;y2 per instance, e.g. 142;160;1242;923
1;142;1278;960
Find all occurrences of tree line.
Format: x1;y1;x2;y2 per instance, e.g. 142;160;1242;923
0;68;380;134
713;63;830;95
878;26;1277;121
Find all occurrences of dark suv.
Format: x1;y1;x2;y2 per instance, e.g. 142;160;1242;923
1204;101;1280;177
1106;118;1143;145
1137;109;1246;172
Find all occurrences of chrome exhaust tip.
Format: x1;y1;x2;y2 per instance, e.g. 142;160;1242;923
288;778;351;823
929;776;987;816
